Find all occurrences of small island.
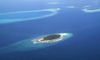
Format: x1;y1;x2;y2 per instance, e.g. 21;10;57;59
32;33;70;44
42;34;61;41
82;8;100;13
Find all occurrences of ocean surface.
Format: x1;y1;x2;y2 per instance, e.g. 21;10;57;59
0;0;100;60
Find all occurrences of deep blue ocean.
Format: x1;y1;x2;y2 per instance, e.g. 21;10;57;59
0;0;100;60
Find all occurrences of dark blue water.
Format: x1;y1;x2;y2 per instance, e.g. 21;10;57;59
0;0;100;60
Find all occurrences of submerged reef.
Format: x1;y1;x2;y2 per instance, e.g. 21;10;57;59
0;8;60;24
0;33;73;54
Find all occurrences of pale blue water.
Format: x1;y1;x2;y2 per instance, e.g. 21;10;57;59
0;0;100;60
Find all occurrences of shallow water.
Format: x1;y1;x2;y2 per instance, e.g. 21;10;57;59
0;8;59;24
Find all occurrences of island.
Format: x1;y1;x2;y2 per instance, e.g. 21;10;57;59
32;33;71;44
42;34;61;41
0;33;73;54
82;8;100;13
